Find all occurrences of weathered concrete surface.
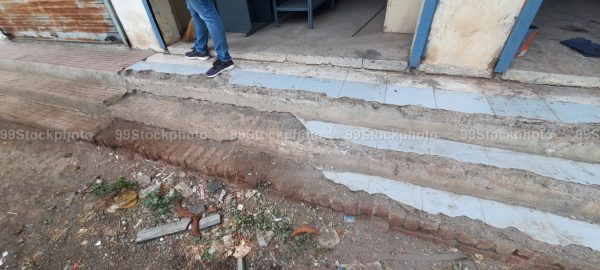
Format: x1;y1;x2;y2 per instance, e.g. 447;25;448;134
108;93;600;224
503;0;600;89
167;0;410;72
123;68;600;164
383;0;422;34
0;94;112;140
0;70;125;114
93;120;600;269
422;0;525;77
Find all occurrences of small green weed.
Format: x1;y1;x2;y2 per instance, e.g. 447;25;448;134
141;189;183;221
91;176;138;198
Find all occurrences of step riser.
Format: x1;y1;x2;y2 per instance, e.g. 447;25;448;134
0;95;112;141
109;94;600;224
0;86;110;115
0;59;126;88
124;74;600;164
93;120;599;270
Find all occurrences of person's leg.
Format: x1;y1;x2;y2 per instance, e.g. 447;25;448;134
187;0;232;62
185;0;210;60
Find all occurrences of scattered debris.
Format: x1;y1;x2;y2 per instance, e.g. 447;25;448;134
174;182;194;198
71;258;82;270
107;191;138;213
0;251;8;266
291;225;318;238
222;235;234;248
343;215;356;223
64;192;76;208
317;223;341;248
233;245;252;270
237;204;244;211
139;182;161;199
135;172;152;185
245;189;258;199
206;180;223;193
217;189;226;203
176;200;204;236
256;230;275;247
338;261;383;270
95;241;101;246
136;214;221;243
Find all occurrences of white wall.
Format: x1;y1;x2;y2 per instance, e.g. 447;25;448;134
384;0;423;34
111;0;164;51
421;0;526;77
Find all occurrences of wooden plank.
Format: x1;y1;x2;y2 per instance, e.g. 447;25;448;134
135;214;221;243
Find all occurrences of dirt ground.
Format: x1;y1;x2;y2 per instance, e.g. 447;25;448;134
0;121;511;270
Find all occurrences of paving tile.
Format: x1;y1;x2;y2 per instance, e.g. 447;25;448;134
480;199;562;246
376;132;430;156
546;101;600;124
545;213;600;250
262;73;306;90
228;70;271;87
484;148;599;186
428;139;490;165
367;175;423;210
487;95;559;121
421;187;486;221
127;62;209;75
434;89;494;114
385;85;436;108
339;81;386;103
297;77;344;97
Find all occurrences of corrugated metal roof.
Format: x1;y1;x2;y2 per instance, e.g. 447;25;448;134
0;0;120;42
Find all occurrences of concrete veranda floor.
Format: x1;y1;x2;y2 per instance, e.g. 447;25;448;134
503;0;600;88
169;0;412;71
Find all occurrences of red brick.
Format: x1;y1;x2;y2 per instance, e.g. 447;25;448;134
457;233;479;246
476;240;496;250
357;194;374;216
342;199;358;216
387;208;406;228
403;217;422;231
495;242;517;256
507;256;526;267
329;197;344;212
515;249;536;259
420;221;439;232
317;194;330;208
438;226;456;241
532;255;558;267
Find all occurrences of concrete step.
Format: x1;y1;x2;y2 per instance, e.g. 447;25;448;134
122;54;600;164
0;70;126;114
108;93;600;225
0;94;112;140
94;119;600;269
0;41;153;87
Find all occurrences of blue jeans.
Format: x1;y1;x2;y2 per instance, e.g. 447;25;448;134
186;0;232;62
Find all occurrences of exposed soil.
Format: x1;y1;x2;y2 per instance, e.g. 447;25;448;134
0;121;511;270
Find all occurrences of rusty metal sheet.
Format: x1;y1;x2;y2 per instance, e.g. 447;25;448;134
0;0;120;42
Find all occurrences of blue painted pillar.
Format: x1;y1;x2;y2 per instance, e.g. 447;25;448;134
494;0;543;73
141;0;167;50
409;0;439;68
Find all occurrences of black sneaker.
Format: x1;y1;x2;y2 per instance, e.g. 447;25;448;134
184;48;210;60
206;59;235;78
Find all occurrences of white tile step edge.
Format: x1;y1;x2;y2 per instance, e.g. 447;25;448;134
324;171;600;251
302;120;600;186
